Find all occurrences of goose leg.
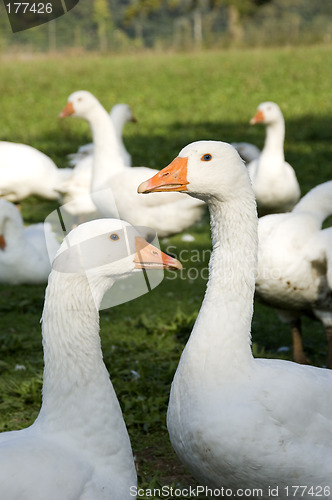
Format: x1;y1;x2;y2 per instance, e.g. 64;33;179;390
290;318;310;365
325;326;332;369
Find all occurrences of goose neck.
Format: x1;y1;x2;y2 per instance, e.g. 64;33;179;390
1;212;24;247
262;118;285;158
39;271;117;425
87;105;125;185
35;270;135;480
184;194;257;377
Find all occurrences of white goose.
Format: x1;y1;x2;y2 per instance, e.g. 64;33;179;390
59;91;205;237
256;181;332;366
0;199;60;284
0;218;181;500
59;102;136;219
246;102;300;216
68;103;136;168
138;141;332;497
0;141;72;202
58;155;100;219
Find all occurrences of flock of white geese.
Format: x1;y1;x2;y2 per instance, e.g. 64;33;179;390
0;91;331;499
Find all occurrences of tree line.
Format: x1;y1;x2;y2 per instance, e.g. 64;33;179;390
0;0;331;53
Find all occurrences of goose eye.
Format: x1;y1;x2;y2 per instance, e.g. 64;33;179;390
201;154;212;162
110;233;119;241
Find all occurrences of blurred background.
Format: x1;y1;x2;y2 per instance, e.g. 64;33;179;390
0;0;332;54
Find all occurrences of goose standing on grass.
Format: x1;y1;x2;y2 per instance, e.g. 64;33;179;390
246;102;300;216
138;141;332;497
0;218;181;500
59;91;205;237
0;199;60;284
68;103;136;168
256;181;332;366
0;141;72;202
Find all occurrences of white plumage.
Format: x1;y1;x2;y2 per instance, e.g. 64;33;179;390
0;141;72;202
60;91;205;236
231;141;260;163
246;102;301;216
0;218;181;500
0;199;59;284
58;104;136;219
138;140;332;497
256;181;332;366
67;103;136;168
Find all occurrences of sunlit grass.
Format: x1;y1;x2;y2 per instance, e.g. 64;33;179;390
0;45;332;496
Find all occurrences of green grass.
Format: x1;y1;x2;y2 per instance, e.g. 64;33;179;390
0;45;332;497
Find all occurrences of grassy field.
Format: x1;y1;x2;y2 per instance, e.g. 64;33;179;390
0;45;332;498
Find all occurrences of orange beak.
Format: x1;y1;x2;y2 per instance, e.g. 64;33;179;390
59;101;75;118
250;109;265;125
134;237;182;270
0;235;6;250
137;156;189;194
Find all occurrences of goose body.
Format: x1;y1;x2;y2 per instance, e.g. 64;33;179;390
59;155;99;217
0;218;181;500
231;141;260;163
0;199;59;284
247;102;300;216
256;181;332;365
60;91;205;236
0;141;72;201
138;141;332;497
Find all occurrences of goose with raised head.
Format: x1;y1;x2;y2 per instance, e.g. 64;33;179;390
68;103;136;168
0;217;181;500
0;141;72;202
256;181;332;366
60;91;205;236
138;141;332;498
247;102;300;216
0;199;60;284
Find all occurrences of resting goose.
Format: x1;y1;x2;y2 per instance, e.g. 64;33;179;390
256;181;332;366
247;102;300;216
138;141;332;497
59;91;205;237
0;141;72;202
0;199;59;284
0;218;181;500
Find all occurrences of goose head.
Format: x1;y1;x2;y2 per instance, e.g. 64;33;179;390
59;91;100;120
52;218;182;285
249;101;283;126
137;140;250;203
110;104;137;125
